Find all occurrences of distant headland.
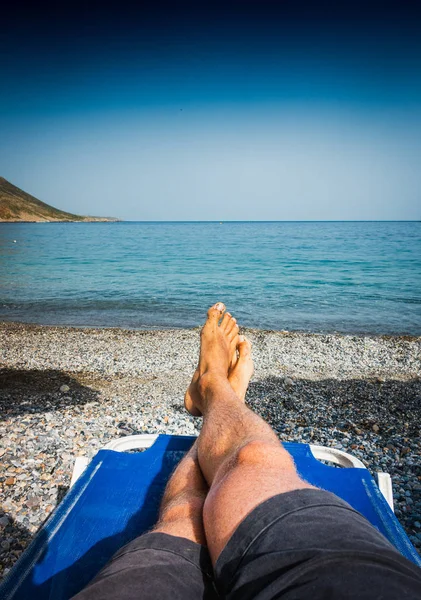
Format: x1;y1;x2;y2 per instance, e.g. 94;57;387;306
0;177;119;222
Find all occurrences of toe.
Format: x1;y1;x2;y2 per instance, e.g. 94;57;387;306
223;314;236;333
220;312;232;330
207;302;226;322
230;348;239;369
227;319;239;338
238;335;251;355
228;325;240;345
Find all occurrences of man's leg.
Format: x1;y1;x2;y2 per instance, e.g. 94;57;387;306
186;302;313;562
152;441;207;544
187;303;421;600
155;332;254;544
72;327;256;600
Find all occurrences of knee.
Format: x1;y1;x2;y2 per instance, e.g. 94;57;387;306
236;440;296;471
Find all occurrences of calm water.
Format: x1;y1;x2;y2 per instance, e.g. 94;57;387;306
0;222;420;334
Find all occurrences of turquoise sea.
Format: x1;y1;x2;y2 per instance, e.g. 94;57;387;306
0;221;420;334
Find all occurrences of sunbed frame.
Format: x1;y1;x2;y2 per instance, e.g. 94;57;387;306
71;435;395;511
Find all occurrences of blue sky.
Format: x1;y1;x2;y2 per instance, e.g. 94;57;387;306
1;1;420;220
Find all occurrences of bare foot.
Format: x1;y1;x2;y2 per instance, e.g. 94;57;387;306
184;303;239;415
228;336;254;401
185;334;239;417
185;309;253;415
185;335;253;414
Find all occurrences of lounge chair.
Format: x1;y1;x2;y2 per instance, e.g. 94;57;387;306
1;434;420;599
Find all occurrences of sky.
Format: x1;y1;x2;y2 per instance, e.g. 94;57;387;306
1;1;421;221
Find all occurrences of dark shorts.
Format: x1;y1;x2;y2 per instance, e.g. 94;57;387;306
73;489;421;600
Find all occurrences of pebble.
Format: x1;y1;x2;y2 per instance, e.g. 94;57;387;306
26;496;40;509
0;516;10;527
0;322;420;579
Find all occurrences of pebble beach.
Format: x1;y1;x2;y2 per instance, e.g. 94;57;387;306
1;321;420;578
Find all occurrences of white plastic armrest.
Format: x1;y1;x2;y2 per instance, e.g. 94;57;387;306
377;472;394;512
103;434;159;451
70;456;90;488
309;445;367;469
310;445;394;511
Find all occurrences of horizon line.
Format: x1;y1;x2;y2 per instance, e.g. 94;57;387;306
1;219;420;224
103;219;421;223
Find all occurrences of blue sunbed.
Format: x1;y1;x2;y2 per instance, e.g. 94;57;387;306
1;434;420;600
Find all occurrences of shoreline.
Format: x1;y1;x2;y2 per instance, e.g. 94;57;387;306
1;321;420;379
1;321;420;576
1;318;420;340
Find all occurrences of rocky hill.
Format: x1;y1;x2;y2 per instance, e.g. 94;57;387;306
0;177;119;222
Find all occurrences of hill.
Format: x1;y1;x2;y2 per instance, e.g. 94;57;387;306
0;178;119;222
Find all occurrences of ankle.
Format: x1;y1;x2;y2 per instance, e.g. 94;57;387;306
197;371;229;405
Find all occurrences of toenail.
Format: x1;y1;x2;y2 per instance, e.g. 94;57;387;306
215;302;225;311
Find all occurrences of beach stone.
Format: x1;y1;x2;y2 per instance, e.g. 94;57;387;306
0;516;10;527
372;424;380;433
26;496;40;508
5;477;16;486
60;385;70;393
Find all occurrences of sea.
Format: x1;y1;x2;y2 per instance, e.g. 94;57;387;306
0;221;420;335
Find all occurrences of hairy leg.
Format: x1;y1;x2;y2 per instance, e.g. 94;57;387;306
189;303;314;563
153;441;208;544
154;332;254;545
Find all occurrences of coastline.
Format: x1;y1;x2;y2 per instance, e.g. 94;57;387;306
2;321;420;379
0;218;120;223
1;321;420;576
